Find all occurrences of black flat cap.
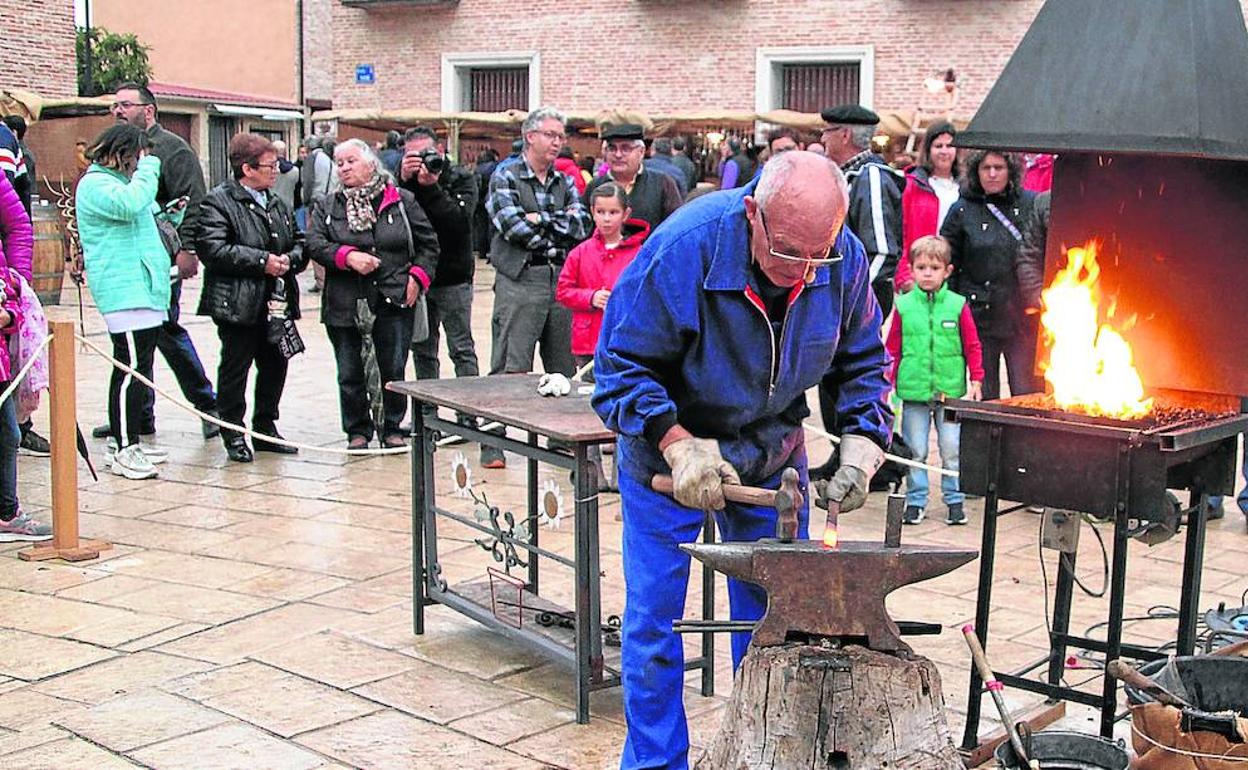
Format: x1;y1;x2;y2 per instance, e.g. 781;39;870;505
601;123;646;141
820;104;880;126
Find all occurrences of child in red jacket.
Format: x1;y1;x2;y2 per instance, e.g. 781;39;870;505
556;182;650;373
556;182;649;491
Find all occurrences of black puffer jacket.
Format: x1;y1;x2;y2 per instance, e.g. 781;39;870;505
195;179;304;326
400;164;478;288
941;188;1036;339
306;184;439;327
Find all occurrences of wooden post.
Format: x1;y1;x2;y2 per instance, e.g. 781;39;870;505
20;318;109;562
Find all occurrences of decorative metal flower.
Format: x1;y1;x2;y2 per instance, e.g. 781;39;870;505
540;478;565;530
449;451;472;499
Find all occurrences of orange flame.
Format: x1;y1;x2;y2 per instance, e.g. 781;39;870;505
822;525;839;550
1040;241;1152;418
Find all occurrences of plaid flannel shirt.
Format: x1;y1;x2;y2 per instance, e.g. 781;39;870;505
486;157;591;258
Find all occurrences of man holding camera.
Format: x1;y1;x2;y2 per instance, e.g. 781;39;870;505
398;126;481;433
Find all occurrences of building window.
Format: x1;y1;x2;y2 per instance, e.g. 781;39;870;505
467;67;529;112
755;46;875;114
442;52;540;112
780;63;860;113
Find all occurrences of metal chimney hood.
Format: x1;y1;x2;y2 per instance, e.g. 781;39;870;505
959;0;1248;161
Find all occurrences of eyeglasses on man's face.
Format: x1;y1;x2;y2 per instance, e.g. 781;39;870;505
530;129;566;143
757;210;843;265
605;142;642;157
250;161;280;171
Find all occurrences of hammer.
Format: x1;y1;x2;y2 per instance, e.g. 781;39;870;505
651;467;804;541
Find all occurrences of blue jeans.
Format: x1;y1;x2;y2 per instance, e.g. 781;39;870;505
1206;436;1248;514
618;446;809;770
0;385;19;519
901;401;963;509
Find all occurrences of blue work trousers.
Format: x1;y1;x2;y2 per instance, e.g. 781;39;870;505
901;401;963;509
618;448;809;770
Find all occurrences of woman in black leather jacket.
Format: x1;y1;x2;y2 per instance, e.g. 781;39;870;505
196;133;305;463
306;138;439;449
941;150;1038;401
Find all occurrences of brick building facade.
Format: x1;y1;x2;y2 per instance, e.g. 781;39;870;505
0;0;77;99
329;0;1050;119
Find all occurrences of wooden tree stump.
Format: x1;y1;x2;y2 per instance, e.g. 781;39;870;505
695;643;963;770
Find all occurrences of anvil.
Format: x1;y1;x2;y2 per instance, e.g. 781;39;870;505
681;539;977;653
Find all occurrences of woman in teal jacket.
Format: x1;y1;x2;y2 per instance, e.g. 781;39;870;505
76;124;173;480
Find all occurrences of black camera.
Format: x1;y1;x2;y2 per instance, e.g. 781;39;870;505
419;150;446;174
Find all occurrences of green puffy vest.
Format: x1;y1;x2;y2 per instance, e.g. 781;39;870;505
895;284;969;401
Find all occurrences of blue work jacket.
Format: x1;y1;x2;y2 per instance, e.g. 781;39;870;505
593;180;894;485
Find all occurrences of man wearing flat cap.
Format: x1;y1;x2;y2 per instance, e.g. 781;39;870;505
817;104;904;478
584;123;684;229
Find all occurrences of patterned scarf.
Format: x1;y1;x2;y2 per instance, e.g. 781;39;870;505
342;172;388;233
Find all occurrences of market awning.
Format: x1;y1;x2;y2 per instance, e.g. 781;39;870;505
212;104;305;122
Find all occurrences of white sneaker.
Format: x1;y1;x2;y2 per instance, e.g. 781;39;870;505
110;444;159;480
106;438;167;465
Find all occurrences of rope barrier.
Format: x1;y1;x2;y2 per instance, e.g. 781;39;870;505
801;420;959;478
74;332;409;457
72;330;957;477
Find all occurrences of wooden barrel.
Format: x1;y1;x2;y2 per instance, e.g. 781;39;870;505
31;202;66;306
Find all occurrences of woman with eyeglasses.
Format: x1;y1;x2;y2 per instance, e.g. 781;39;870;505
75;124;170;480
195;133;305;463
306;138;439;449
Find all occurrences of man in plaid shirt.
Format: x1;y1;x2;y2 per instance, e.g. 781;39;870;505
482;106;591;468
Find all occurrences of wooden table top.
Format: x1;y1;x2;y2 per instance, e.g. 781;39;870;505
389;375;615;443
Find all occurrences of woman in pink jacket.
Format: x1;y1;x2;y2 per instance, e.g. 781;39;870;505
0;172;44;541
556;182;648;489
0;173;32;282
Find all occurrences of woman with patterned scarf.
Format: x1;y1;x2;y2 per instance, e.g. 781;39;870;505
306;139;439;449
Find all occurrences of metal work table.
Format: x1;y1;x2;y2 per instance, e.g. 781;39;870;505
388;374;717;723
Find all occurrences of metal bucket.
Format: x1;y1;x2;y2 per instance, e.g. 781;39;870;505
1125;656;1248;715
994;730;1130;770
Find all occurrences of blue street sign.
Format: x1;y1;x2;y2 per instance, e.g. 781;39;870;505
355;64;375;85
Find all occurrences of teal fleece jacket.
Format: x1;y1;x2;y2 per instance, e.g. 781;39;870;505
76;155;173;315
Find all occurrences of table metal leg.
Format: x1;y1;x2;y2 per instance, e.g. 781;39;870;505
573;442;601;724
1100;495;1131;737
1177;482;1207;656
961;425;1003;751
700;509;716;696
528;432;540;594
1046;548;1078;689
412;400;427;635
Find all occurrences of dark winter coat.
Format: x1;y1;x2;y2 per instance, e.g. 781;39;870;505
306;184;439;327
195;179;305;326
1015;190;1050;312
842;152;905;294
941;188;1036;340
399;164;478;288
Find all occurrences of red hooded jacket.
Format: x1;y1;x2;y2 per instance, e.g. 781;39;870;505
896;165;940;292
554;157;587;195
556;218;649;355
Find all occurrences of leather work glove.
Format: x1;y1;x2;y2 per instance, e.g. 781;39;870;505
818;434;885;513
661;437;741;511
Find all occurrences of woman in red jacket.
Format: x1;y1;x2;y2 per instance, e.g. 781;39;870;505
896;121;960;294
556;182;648;490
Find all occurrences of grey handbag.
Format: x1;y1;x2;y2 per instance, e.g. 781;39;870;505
394;198;429;344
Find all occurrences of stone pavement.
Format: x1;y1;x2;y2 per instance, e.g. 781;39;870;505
1;265;1245;769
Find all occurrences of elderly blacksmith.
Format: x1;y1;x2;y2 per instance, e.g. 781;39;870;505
593;151;893;770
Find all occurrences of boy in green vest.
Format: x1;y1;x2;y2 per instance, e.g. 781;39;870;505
886;236;985;525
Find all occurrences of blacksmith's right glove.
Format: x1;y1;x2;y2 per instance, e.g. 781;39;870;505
661;437;741;511
820;434;885;513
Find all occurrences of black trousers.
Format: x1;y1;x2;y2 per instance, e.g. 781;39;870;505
215;321;289;442
140;280;217;431
981;331;1041;401
326;304;413;441
109;326;160;448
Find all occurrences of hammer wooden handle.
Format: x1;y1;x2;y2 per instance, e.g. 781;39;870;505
650;475;778;507
1106;659;1192;708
